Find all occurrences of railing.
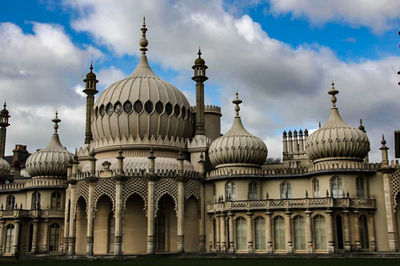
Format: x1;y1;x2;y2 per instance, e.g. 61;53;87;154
206;197;376;213
0;209;65;219
0;179;67;191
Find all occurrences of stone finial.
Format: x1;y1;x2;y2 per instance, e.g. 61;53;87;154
305;190;309;198
283;130;287;137
52;111;61;134
232;91;242;118
380;134;388;150
140;16;148;54
328;81;339;108
304;129;309;137
359;119;366;133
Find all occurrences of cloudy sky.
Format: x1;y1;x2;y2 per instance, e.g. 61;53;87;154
1;0;400;162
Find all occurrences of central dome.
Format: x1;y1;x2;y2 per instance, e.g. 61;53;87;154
92;21;192;151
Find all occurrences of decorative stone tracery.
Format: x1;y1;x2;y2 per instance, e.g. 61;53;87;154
155;178;178;214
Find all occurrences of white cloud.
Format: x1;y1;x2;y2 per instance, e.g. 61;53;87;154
268;0;400;33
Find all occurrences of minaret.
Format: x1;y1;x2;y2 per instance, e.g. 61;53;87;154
192;48;208;136
0;102;10;158
83;63;98;144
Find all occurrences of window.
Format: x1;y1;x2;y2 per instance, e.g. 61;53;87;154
359;215;369;249
248;182;258;200
330;176;343;198
155;101;163;114
6;195;15;210
145;100;153;114
181;107;186;119
165;102;173;116
114;102;122;114
212;183;216;202
313;215;326;250
106;103;113;115
123;100;132;113
336;215;344;249
134;100;143;113
99;105;105;116
280;181;291;199
4;224;14;253
212;219;217;249
31;191;41;210
49;224;60;252
51;191;61;209
235;217;247;250
293;216;306;250
274;216;285;250
174;104;180;117
313;179;319;198
225;182;236;201
356;177;365;199
254;217;266;250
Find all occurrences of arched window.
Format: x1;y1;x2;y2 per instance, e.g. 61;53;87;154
6;195;15;210
336;215;344;249
254;217;266;250
225;182;236;201
273;216;286;250
51;191;61;209
312;179;319;197
31;191;41;210
356;177;365;199
248;182;258;200
359;215;369;249
313;215;326;250
4;224;14;253
293;216;306;250
235;217;247;250
49;223;60;252
212;183;216;202
330;176;343;198
280;181;291;199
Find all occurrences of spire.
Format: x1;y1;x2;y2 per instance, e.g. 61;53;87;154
328;81;339;108
52;111;61;135
140;16;148;55
232;91;242;118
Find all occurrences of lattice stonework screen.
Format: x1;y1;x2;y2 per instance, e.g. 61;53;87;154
155;178;178;214
391;169;400;212
122;178;148;211
94;178;116;212
184;179;200;200
75;180;89;207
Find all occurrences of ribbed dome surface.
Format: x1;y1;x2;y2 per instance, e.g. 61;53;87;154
0;158;10;178
209;93;268;168
305;85;370;162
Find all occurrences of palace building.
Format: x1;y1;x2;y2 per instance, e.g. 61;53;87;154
0;19;400;257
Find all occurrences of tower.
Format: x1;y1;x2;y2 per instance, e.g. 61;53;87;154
192;48;208;136
83;63;98;144
0;102;10;158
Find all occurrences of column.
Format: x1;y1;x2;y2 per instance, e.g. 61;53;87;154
176;178;185;253
199;182;206;252
382;170;398;251
342;210;351;251
114;180;123;256
12;220;20;256
215;214;221;252
246;212;254;253
220;212;227;252
353;210;361;251
368;211;376;251
68;184;76;255
305;210;313;253
285;210;293;253
86;182;95;255
228;212;235;253
146;179;155;254
62;187;70;254
42;219;49;253
326;210;335;254
31;219;38;254
0;220;5;255
265;211;272;253
208;215;214;252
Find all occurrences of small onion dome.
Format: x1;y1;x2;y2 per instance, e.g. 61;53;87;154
209;92;268;168
0;157;10;178
305;82;370;163
26;112;73;178
194;48;206;66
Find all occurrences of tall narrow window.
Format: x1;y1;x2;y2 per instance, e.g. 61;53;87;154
273;216;286;250
359;215;369;249
336;215;344;249
235;217;247;250
49;223;60;252
254;217;266;250
31;191;41;210
6;195;15;210
225;182;236;201
213;218;217;250
280;181;291;199
51;191;61;209
4;224;14;253
293;216;306;250
312;179;319;197
248;182;258;200
356;177;365;199
330;177;343;198
313;215;326;250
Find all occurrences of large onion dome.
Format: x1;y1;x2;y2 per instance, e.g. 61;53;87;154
209;92;268;168
92;19;192;151
0;158;10;179
26;113;73;178
305;83;370;163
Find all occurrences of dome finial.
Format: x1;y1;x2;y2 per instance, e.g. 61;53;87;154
90;61;93;72
3;101;6;109
232;91;242;118
328;81;339;108
359;119;366;132
140;16;148;55
52;111;61;134
198;46;202;57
